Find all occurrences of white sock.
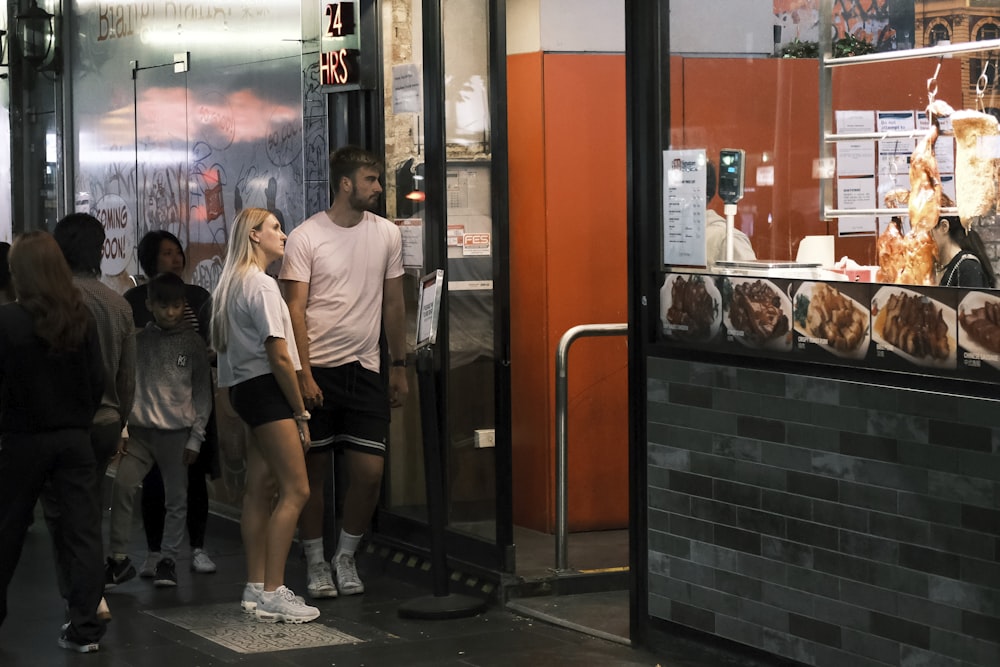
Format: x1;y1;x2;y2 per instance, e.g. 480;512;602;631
335;530;362;559
302;537;325;567
248;582;263;591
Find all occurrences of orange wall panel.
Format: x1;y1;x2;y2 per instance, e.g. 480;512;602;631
508;52;629;533
542;54;628;531
508;52;553;531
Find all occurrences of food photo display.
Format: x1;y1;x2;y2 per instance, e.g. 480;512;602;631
659;274;722;344
721;277;793;352
792;282;871;361
871;285;957;370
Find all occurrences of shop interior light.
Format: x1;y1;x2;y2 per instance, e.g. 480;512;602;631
16;0;55;71
406;173;425;201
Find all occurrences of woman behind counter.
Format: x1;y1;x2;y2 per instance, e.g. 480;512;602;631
932;215;997;288
0;232;106;652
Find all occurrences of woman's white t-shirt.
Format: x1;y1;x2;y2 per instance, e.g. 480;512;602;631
217;268;301;388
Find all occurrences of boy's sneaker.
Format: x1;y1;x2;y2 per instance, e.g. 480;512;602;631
306;562;338;598
153;558;177;587
139;552;160;578
58;623;99;653
334;554;365;596
191;548;217;574
255;586;320;624
104;557;136;590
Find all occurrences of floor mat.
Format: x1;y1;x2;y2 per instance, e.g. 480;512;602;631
144;602;364;654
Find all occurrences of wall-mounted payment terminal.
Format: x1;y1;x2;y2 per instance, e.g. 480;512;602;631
718;149;745;205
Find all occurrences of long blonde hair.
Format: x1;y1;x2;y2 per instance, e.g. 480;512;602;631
210;208;274;352
9;231;90;352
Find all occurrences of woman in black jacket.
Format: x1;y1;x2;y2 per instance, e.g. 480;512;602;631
0;231;106;652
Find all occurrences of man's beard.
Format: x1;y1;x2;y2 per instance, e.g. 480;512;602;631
348;182;379;212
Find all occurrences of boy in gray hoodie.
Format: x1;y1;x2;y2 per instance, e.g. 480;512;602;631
105;272;211;588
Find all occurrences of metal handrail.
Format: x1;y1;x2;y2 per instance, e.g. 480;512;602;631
554;323;628;572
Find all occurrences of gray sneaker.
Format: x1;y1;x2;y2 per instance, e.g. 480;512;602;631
306;562;338;598
139;552;160;578
255;586;320;624
191;549;217;574
334;554;365;596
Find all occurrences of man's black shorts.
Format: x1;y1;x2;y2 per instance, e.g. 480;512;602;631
309;362;389;456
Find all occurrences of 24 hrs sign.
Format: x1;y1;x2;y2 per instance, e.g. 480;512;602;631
321;2;363;88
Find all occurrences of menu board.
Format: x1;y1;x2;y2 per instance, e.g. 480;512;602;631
662;150;708;267
658;272;1000;383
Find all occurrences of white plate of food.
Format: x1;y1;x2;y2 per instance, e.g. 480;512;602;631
660;274;722;342
871;285;956;369
956;291;1000;369
792;282;871;360
722;277;793;351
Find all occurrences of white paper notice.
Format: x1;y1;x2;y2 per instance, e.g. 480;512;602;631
835;110;876;176
392;64;422;114
878;138;915;179
941;173;957;206
837;176;877;235
837;110;875;134
934;136;955;175
662;149;708;266
396;218;423;268
837;142;876;176
877;110;915;132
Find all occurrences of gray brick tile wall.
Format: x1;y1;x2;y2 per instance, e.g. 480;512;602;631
646;358;1000;666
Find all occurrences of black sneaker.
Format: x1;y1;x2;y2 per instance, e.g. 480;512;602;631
104;557;136;590
153;558;177;587
58;623;99;653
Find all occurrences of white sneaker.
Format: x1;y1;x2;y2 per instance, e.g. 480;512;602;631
241;583;307;613
255;586;320;624
241;583;263;613
334;554;365;596
306;562;338;599
191;549;217;574
139;552;160;578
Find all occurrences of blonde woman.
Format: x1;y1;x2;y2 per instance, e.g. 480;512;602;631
211;208;318;623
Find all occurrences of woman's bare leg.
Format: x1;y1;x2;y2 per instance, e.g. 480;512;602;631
240;427;275;584
251;419;309;592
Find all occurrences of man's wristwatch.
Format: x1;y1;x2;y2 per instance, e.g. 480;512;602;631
294;411;311;422
392;359;407;368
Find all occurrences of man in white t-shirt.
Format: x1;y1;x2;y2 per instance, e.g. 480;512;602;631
279;146;408;600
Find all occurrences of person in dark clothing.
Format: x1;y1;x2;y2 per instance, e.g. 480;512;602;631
123;230;219;576
52;213;135;622
0;231;106;652
932;215;997;288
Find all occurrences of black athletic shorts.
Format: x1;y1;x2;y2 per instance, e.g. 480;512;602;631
308;362;389;456
228;373;294;428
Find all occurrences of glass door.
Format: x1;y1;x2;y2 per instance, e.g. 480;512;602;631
377;0;511;572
